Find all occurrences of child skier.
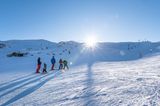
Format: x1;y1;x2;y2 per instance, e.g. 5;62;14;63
51;56;56;70
63;60;69;70
59;59;63;70
43;63;47;73
36;57;42;73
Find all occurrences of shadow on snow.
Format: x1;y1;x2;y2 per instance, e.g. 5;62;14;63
1;71;61;106
0;74;49;98
81;62;99;106
0;73;33;87
0;74;37;92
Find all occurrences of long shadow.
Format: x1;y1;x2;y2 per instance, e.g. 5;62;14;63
82;62;99;106
0;73;49;98
0;74;38;92
0;73;33;87
1;71;61;106
59;63;99;105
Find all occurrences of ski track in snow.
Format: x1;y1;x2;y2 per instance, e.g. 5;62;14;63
0;55;160;106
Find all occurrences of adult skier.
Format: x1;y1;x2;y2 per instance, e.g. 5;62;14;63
51;56;56;70
36;57;42;73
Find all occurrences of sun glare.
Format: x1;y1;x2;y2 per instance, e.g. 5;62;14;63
84;36;97;48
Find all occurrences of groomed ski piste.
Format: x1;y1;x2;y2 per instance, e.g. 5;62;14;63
0;40;160;106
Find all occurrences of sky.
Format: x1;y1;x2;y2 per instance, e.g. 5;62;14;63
0;0;160;42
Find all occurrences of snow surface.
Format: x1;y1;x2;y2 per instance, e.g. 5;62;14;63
0;40;160;106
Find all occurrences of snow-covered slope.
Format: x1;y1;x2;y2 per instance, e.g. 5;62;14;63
0;40;160;73
1;52;160;105
0;40;79;72
0;40;160;106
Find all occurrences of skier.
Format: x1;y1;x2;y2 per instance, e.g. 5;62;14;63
43;63;47;73
51;56;56;70
36;57;42;73
59;59;63;70
63;60;69;70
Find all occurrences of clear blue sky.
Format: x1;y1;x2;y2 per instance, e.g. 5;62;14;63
0;0;160;42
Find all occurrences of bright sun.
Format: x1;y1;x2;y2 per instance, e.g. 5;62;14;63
84;36;97;48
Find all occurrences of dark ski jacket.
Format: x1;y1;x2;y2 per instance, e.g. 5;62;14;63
44;63;47;69
63;60;68;65
51;57;56;64
59;59;63;64
37;58;42;65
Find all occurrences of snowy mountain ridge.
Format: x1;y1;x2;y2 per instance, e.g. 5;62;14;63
0;40;160;73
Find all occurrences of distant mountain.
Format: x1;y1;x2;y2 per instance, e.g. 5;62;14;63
0;39;160;72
